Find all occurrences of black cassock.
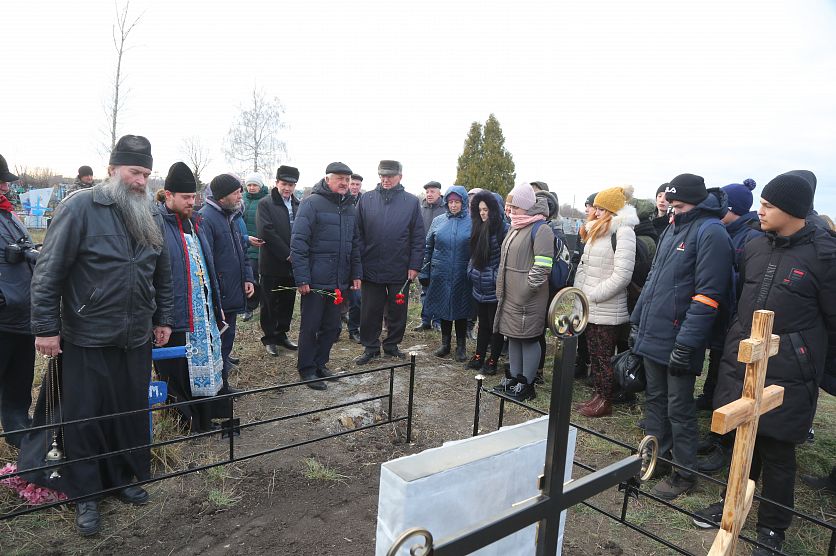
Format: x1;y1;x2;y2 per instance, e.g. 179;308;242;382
17;342;151;499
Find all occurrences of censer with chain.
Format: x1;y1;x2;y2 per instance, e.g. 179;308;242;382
43;355;65;479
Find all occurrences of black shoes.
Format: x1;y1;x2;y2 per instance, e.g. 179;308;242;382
692;500;724;529
697;445;730;475
454;342;467;362
434;335;451;358
265;344;279;356
752;527;784;556
118;485;149;505
300;370;327;390
505;380;536;402
651;472;697;501
349;331;362;344
800;471;836;494
483;357;498;376
316;366;339;381
466;354;483;370
218;384;242;395
355;351;380;365
612;390;636;405
76;500;101;536
241;311;253;322
277;334;298;351
384;347;407;359
493;375;518;393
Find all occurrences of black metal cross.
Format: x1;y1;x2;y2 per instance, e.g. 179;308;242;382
388;288;656;556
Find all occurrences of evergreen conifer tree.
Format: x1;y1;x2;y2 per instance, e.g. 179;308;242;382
454;114;515;198
455;121;483;188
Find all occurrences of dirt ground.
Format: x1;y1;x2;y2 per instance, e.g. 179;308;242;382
1;301;834;555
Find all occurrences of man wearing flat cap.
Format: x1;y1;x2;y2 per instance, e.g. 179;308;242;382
199;173;255;393
415;180;444;331
154;162;226;434
257;165;301;356
67;165;95;195
290;162;362;389
19;135;174;536
0;154;36;450
355;160;425;363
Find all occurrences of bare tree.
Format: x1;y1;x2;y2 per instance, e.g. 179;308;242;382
106;1;143;152
180;136;212;187
224;88;287;174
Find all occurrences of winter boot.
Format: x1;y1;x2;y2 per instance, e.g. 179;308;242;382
579;396;612;417
483;357;498;376
466;353;484;370
506;375;536;402
493;369;517;393
575;393;603;411
454;335;467;362
434;335;451;357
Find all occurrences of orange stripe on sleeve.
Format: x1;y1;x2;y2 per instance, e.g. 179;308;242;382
692;294;719;309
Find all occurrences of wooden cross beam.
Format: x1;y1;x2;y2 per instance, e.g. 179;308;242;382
708;310;784;556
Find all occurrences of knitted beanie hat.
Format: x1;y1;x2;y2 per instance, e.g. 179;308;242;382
656;183;669;196
722;178;757;215
507;182;536;211
244;172;265;189
761;174;813;219
594;186;633;214
665;173;708;205
585;192;598;207
210;173;242;200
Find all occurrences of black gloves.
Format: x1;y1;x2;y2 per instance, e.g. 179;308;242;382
418;277;430;288
628;324;639;350
668;343;695;376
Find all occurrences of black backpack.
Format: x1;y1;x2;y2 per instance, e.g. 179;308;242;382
611;232;653;312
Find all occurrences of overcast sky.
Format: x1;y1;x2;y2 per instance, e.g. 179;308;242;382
5;0;836;214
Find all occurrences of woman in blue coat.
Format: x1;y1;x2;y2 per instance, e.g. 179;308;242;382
466;190;507;374
419;185;473;361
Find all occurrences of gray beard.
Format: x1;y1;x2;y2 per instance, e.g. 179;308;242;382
102;176;163;248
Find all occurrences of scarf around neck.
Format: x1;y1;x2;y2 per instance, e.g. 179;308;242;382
510;213;545;230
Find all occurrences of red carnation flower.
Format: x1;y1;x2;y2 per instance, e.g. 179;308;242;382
395;293;405;305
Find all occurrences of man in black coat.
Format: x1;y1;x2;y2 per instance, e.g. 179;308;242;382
21;136;174;536
630;173;734;501
355;160;425;363
415;180;445;331
291;163;362;389
0;155;34;448
257;165;300;356
693;174;836;555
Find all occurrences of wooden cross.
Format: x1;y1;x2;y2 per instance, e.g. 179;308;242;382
708;310;784;555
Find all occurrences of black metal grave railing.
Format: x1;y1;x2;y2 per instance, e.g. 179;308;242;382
0;354;417;522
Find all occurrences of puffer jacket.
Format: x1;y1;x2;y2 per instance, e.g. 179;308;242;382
630;189;734;366
290;179;361;290
198;199;255;314
30;186;174;348
574;204;638;325
243;184;268;261
467;190;508;304
714;224;836;443
494;197;553;339
419;186;474;321
158;204;223;333
0;208;35;334
357;184;425;284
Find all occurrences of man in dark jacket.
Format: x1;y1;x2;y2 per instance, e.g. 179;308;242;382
0;155;34;448
630;173;733;500
241;173;268;321
355;160;425;363
291;162;362;389
155;162;226;433
199;174;255;393
696;179;763;415
693;173;836;555
652;183;671;238
345;174;364;342
66;165;95;195
415;180;445;331
20;136;174;536
257;165;300;355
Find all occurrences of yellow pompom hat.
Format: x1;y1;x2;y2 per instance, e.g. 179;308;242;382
593;185;633;214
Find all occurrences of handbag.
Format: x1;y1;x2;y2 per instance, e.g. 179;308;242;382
612;349;646;394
